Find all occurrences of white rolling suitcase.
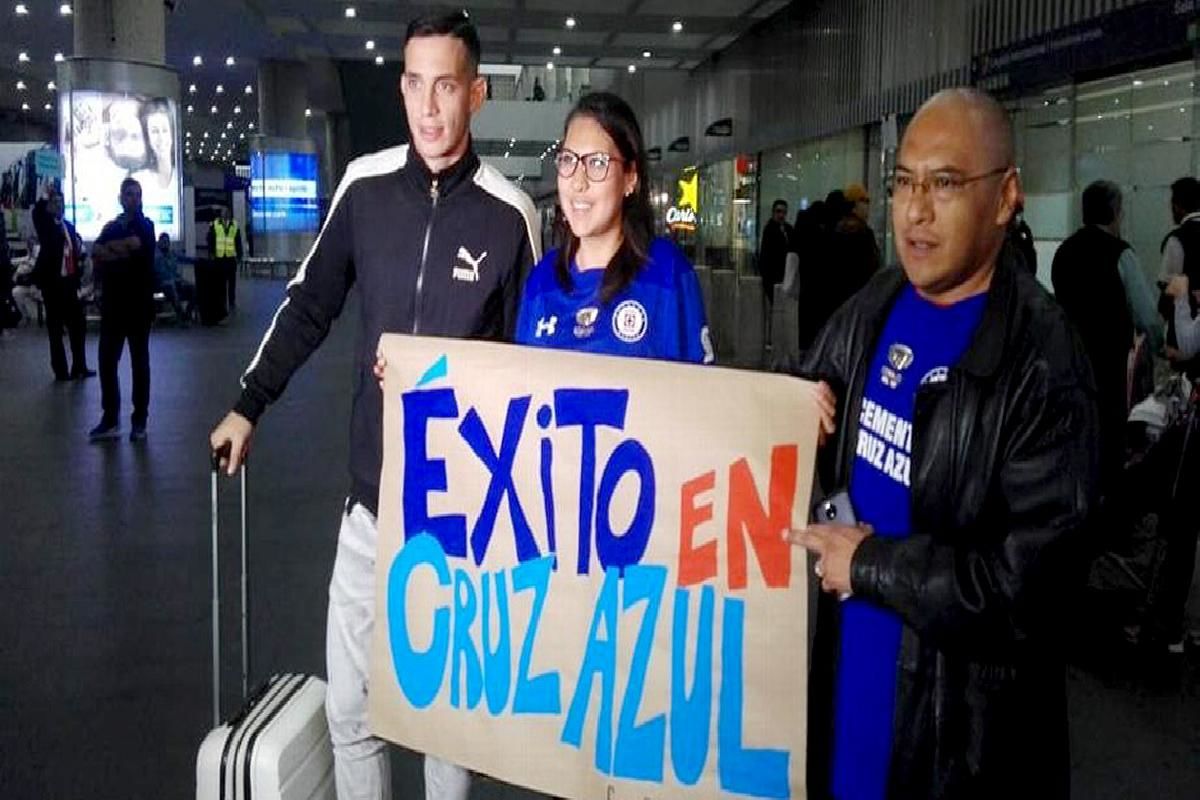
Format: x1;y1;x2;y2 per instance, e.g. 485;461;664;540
196;452;335;800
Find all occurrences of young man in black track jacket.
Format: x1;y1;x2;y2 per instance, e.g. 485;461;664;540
210;12;539;799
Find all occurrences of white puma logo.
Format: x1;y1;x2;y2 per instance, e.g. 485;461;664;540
452;246;488;283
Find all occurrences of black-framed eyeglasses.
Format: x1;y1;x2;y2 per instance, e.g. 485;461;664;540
554;148;625;182
886;166;1011;203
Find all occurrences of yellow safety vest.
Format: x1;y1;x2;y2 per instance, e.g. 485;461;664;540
213;220;239;259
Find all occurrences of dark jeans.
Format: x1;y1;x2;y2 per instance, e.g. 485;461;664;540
98;306;151;425
42;278;87;377
217;257;237;310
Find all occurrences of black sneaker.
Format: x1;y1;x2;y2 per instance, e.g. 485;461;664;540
129;421;147;442
89;420;121;441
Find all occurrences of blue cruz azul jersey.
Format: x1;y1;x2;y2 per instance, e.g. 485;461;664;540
832;283;987;800
515;237;714;364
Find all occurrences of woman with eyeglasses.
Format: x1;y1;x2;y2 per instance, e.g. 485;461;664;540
514;92;713;363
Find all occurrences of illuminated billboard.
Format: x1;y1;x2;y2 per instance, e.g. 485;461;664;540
60;91;180;240
250;151;319;233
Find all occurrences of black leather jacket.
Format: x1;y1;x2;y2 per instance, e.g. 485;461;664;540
799;256;1100;799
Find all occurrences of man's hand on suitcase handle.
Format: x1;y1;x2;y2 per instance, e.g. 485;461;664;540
210;411;254;475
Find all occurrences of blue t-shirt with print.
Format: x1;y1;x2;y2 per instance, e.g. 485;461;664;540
831;284;987;800
514;236;714;363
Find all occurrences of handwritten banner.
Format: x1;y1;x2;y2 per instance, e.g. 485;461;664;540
370;335;817;799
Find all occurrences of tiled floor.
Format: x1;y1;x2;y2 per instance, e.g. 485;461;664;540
0;278;1196;799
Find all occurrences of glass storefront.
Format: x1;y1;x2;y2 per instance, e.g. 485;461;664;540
1009;58;1200;287
758;129;868;231
694;156;758;274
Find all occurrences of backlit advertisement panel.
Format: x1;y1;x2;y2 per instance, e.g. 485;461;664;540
60;91;180;240
250;151;319;233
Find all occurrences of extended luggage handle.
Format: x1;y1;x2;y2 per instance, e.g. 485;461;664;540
210;443;250;728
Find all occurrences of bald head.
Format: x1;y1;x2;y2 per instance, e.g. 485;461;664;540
893;87;1021;303
908;88;1014;168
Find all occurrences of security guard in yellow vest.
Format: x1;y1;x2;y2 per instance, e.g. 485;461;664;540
207;207;243;313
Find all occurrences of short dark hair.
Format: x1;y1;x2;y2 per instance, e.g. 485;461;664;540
1171;176;1200;214
1082;180;1121;226
404;10;481;74
772;199;788;211
120;176;141;193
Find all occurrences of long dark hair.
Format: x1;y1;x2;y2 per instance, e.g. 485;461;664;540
554;92;653;304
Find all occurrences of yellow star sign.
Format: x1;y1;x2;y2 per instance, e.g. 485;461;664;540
677;172;698;211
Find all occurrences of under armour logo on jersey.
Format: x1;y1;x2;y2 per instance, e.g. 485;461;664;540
452;246;488;283
535;316;557;338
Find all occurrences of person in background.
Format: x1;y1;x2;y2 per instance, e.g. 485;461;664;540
207;207;242;313
759;198;793;345
1164;273;1200;361
835;182;881;301
0;231;19;332
153;232;195;325
1009;199;1038;276
89;177;156;442
1052;180;1162;497
793;199;833;352
32;189;93;381
1160;176;1200;378
515;91;712;363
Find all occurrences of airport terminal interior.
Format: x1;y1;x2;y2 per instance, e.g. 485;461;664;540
2;0;1199;798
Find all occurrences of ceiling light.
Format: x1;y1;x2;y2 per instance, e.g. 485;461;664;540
248;122;255;130
46;81;55;91
374;55;384;65
216;84;225;94
239;133;244;140
344;6;355;18
1133;79;1144;87
43;102;51;110
203;132;209;138
15;4;28;15
225;56;235;67
20;102;29;111
54;52;64;62
546;61;554;71
210;104;218;113
59;3;71;15
244;84;253;94
233;105;241;114
188;83;196;93
193;55;203;66
17;52;29;63
565;16;576;29
305;108;312;117
185;131;191;137
365;40;375;51
672;20;683;33
186;104;194;113
552;46;561;55
642;50;651;58
226;121;233;129
627;64;636;73
15;80;25;90
221;132;226;139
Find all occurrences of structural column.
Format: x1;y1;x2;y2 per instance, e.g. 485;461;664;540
74;0;166;64
257;60;309;139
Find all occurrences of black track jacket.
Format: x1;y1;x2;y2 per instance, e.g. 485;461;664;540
234;144;540;513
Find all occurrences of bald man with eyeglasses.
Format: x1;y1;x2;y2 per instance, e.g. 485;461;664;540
788;88;1100;800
